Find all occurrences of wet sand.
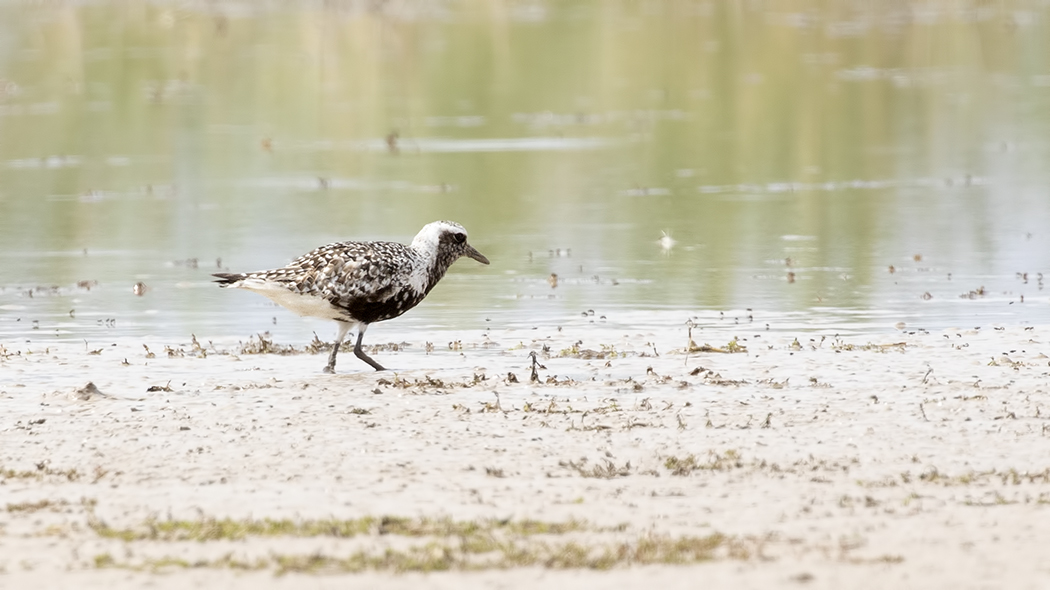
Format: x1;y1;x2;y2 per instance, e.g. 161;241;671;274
2;322;1050;588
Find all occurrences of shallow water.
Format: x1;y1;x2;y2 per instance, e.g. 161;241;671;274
2;2;1050;346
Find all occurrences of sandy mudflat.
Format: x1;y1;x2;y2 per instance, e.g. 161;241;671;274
2;321;1050;589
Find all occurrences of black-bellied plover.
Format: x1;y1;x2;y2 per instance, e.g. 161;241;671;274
214;220;489;373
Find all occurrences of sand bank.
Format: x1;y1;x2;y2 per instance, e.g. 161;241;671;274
2;323;1049;588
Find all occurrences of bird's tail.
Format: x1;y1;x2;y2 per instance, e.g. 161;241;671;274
212;272;247;287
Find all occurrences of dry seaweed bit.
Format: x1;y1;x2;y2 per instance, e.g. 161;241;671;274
479;393;504;414
559;458;629;478
529;351;544;383
87;515;595;543
306;332;332;353
376;376;407;388
685;319;699;345
82;514;760;572
190;334;207;358
921;368;934;384
700;367;750;386
664;450;744;476
539;398;577;416
831;341;906;353
545;374;578;386
238;333;300;355
6;499;63;512
373;374;480;393
558;341;623;360
687;337;747;354
365;342;405;354
758;377;788;389
142;344;156;359
560;341;582;357
1;464;82;482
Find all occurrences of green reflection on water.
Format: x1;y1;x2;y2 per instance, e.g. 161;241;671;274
1;2;1049;337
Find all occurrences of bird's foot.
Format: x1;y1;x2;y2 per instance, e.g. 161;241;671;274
322;365;336;374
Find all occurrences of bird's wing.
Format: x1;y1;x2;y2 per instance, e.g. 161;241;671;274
273;241;412;307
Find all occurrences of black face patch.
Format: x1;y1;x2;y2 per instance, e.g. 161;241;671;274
452;232;467;244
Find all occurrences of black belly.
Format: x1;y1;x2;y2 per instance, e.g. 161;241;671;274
337;291;425;324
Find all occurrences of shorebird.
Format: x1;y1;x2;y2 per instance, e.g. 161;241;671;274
213;220;489;373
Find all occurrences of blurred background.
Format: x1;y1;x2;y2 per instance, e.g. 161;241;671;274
1;1;1049;343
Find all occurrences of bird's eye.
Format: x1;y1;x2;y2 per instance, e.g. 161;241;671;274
453;233;467;244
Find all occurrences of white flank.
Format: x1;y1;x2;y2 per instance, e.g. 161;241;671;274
235;278;345;321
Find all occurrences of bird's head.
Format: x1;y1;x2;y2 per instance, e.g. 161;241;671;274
412;220;490;266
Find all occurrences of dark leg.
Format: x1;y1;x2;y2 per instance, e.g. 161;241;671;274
352;326;386;371
324;321;353;374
